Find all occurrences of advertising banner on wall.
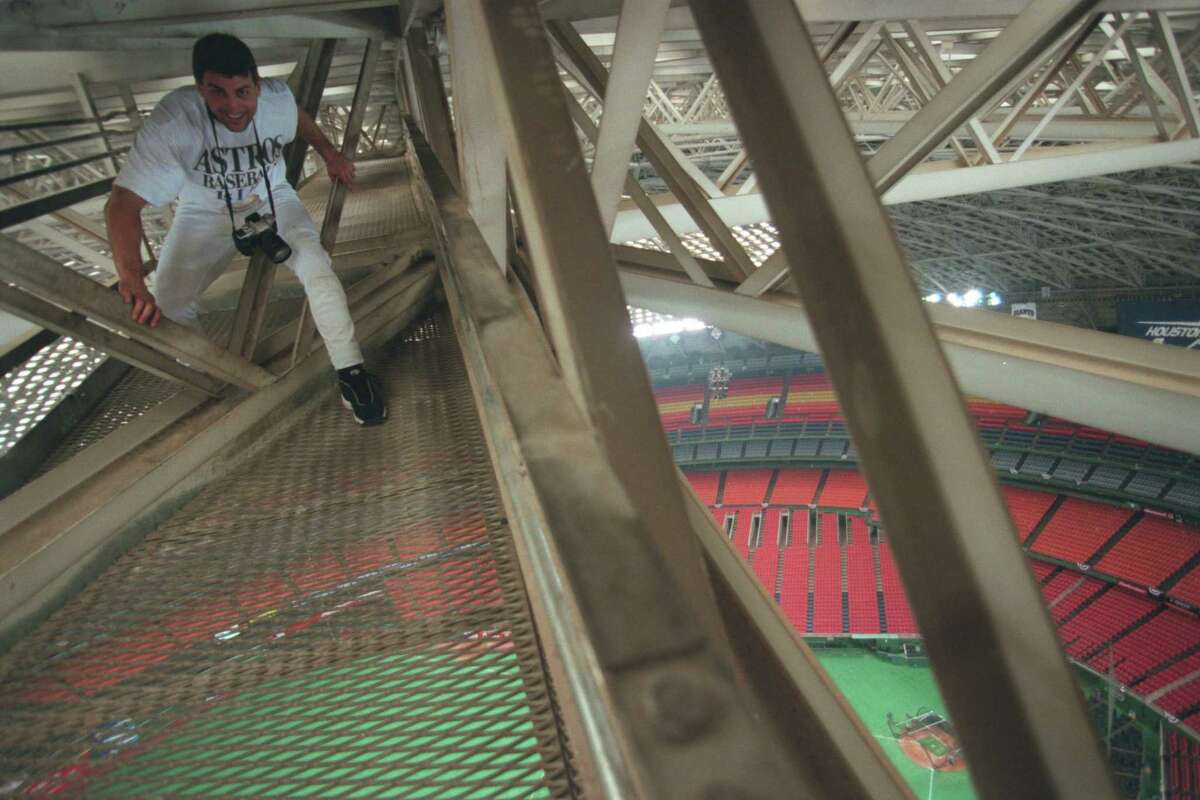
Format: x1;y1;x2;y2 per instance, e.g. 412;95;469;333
1118;301;1200;349
1011;302;1037;320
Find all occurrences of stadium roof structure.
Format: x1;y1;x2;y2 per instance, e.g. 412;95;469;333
1;1;1199;798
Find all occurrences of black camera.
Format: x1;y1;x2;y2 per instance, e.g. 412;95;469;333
233;211;292;264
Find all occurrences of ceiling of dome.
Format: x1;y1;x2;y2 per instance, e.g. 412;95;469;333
2;2;1199;309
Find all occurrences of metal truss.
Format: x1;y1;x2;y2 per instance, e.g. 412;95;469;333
631;165;1200;296
412;1;1196;797
5;7;1196;298
2;2;1200;799
547;7;1200;296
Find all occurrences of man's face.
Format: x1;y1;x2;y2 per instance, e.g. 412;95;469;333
197;71;260;132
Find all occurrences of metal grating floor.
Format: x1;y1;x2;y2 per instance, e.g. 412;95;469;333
300;158;422;246
0;338;108;456
0;311;579;798
32;293;310;478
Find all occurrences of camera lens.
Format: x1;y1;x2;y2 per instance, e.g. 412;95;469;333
259;231;292;264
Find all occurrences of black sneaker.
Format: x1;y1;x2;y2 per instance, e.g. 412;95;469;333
337;365;388;425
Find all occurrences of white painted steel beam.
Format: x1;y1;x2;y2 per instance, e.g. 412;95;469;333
653;114;1172;141
1112;22;1171;140
405;27;460;191
412;108;907;799
0;235;274;391
867;0;1102;192
0;283;223;395
733;248;788;297
564;89;714;287
828;20;885;93
1009;15;1136;162
0;1;398;31
588;0;673;235
986;15;1102;151
901;19;1003;164
540;1;1194;25
447;5;508;265
610;138;1200;241
548;19;757;280
716;148;749;192
1151;11;1200;137
818;20;860;62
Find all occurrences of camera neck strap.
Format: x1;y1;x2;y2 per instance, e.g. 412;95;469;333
206;109;280;231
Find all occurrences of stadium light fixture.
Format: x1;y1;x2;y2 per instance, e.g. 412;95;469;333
963;288;983;307
987;292;1003;306
632;317;707;338
923;292;943;303
946;292;964;307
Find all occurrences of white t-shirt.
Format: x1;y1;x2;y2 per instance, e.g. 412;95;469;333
116;78;298;212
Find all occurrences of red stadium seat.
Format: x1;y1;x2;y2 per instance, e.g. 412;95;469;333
1096;516;1200;589
770;468;822;506
1002;486;1057;542
878;539;918;635
817;469;868;509
1031;498;1134;564
1058;586;1157;660
685;471;721;505
846;518;880;634
721;468;773;505
1171;566;1200;609
1087;607;1200;686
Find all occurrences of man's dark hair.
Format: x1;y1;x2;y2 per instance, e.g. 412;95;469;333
192;33;259;84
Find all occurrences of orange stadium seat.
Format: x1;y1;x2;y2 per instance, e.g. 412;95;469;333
1170;566;1200;608
1058;586;1157;660
685;471;721;505
1003;486;1058;542
1032;498;1135;564
1086;607;1200;686
1095;516;1200;589
817;469;867;509
721;468;773;505
769;468;822;505
846;519;879;633
877;539;917;635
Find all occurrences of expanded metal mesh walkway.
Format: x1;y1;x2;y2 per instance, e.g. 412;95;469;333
0;311;579;798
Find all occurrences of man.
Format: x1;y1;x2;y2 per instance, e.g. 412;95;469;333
105;33;387;425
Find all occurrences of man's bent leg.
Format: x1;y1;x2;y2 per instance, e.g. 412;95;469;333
272;192;363;369
153;206;237;330
272;190;385;425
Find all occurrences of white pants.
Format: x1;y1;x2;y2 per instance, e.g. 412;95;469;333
153;187;363;370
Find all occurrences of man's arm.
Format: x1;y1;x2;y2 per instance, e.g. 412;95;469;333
104;185;161;327
297;107;355;188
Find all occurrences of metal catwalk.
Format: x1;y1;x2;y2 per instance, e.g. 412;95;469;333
0;311;578;798
1;156;427;494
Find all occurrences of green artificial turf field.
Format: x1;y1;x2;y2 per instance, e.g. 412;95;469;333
815;648;977;800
